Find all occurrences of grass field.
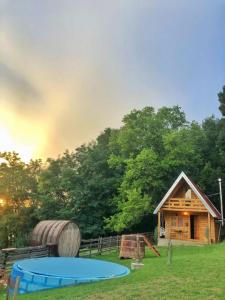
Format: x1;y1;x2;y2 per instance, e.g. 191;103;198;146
1;243;225;300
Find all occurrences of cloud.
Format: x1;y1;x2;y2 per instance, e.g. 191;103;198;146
0;0;224;161
0;63;41;107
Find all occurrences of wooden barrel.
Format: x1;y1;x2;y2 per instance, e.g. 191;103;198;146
31;220;81;257
119;234;145;259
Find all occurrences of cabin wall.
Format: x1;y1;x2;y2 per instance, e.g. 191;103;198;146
195;214;208;242
161;211;218;243
171;181;198;199
164;212;190;240
210;216;219;243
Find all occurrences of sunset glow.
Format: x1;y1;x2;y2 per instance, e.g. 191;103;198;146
0;1;224;161
0;108;47;162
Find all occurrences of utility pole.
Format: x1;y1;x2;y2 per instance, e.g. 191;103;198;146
218;178;224;226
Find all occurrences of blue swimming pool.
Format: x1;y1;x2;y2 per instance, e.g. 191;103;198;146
10;257;130;294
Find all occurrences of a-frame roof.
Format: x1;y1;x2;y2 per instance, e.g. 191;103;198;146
153;171;221;219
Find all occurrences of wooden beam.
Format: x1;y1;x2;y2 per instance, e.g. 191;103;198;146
208;213;211;244
158;212;160;240
141;235;160;257
161;208;207;212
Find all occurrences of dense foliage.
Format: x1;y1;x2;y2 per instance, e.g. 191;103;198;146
0;152;41;248
0;95;225;246
218;86;225;116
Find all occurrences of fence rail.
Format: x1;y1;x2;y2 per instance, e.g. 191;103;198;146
0;244;57;273
79;232;154;257
0;232;154;275
79;235;122;257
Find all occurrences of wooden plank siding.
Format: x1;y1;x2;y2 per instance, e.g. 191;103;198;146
162;212;212;243
210;215;219;243
164;213;190;240
196;214;208;243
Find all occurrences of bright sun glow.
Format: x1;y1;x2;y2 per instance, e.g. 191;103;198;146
0;199;5;206
0;126;33;162
0;108;47;162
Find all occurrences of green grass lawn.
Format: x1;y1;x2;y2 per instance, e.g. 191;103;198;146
1;243;225;300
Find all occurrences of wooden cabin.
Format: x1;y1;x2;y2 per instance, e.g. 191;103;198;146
154;172;221;245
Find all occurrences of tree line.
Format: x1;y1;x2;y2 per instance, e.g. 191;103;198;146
0;87;224;248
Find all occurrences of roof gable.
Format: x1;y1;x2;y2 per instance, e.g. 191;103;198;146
153;172;221;219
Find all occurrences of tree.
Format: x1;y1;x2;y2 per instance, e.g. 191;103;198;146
0;152;42;247
37;129;119;237
161;122;204;180
218;86;225;117
106;149;163;232
106;106;188;232
109;106;186;159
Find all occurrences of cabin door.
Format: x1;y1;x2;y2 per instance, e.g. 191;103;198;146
190;215;195;239
190;215;199;240
168;214;190;240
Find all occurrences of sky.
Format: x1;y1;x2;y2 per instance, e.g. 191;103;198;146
0;1;225;162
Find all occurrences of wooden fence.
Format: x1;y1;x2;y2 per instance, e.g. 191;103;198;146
0;244;57;273
79;232;154;257
0;232;154;275
79;235;121;257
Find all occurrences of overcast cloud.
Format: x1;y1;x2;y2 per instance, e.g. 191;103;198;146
0;0;225;160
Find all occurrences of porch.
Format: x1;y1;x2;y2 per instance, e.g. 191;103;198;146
157;238;207;246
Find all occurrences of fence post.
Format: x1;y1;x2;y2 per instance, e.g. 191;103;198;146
13;276;20;300
2;248;16;271
100;237;103;255
109;236;112;250
117;235;120;253
6;275;21;300
6;277;10;300
97;237;100;255
89;240;92;257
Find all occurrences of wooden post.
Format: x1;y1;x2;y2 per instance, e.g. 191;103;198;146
98;237;103;255
97;237;100;255
167;240;172;265
109;236;112;250
158;212;161;240
116;235;119;253
208;213;211;244
13;276;20;300
6;277;10;300
218;223;222;243
89;241;92;257
6;276;21;300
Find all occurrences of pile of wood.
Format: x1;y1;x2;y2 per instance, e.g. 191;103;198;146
119;234;160;259
120;234;145;259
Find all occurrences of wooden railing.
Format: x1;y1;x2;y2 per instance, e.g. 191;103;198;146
79;232;154;257
162;198;207;211
79;235;121;257
0;244;57;274
0;232;154;275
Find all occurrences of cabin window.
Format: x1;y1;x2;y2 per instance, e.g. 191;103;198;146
185;189;192;199
178;216;183;227
171;215;184;227
171;216;177;227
